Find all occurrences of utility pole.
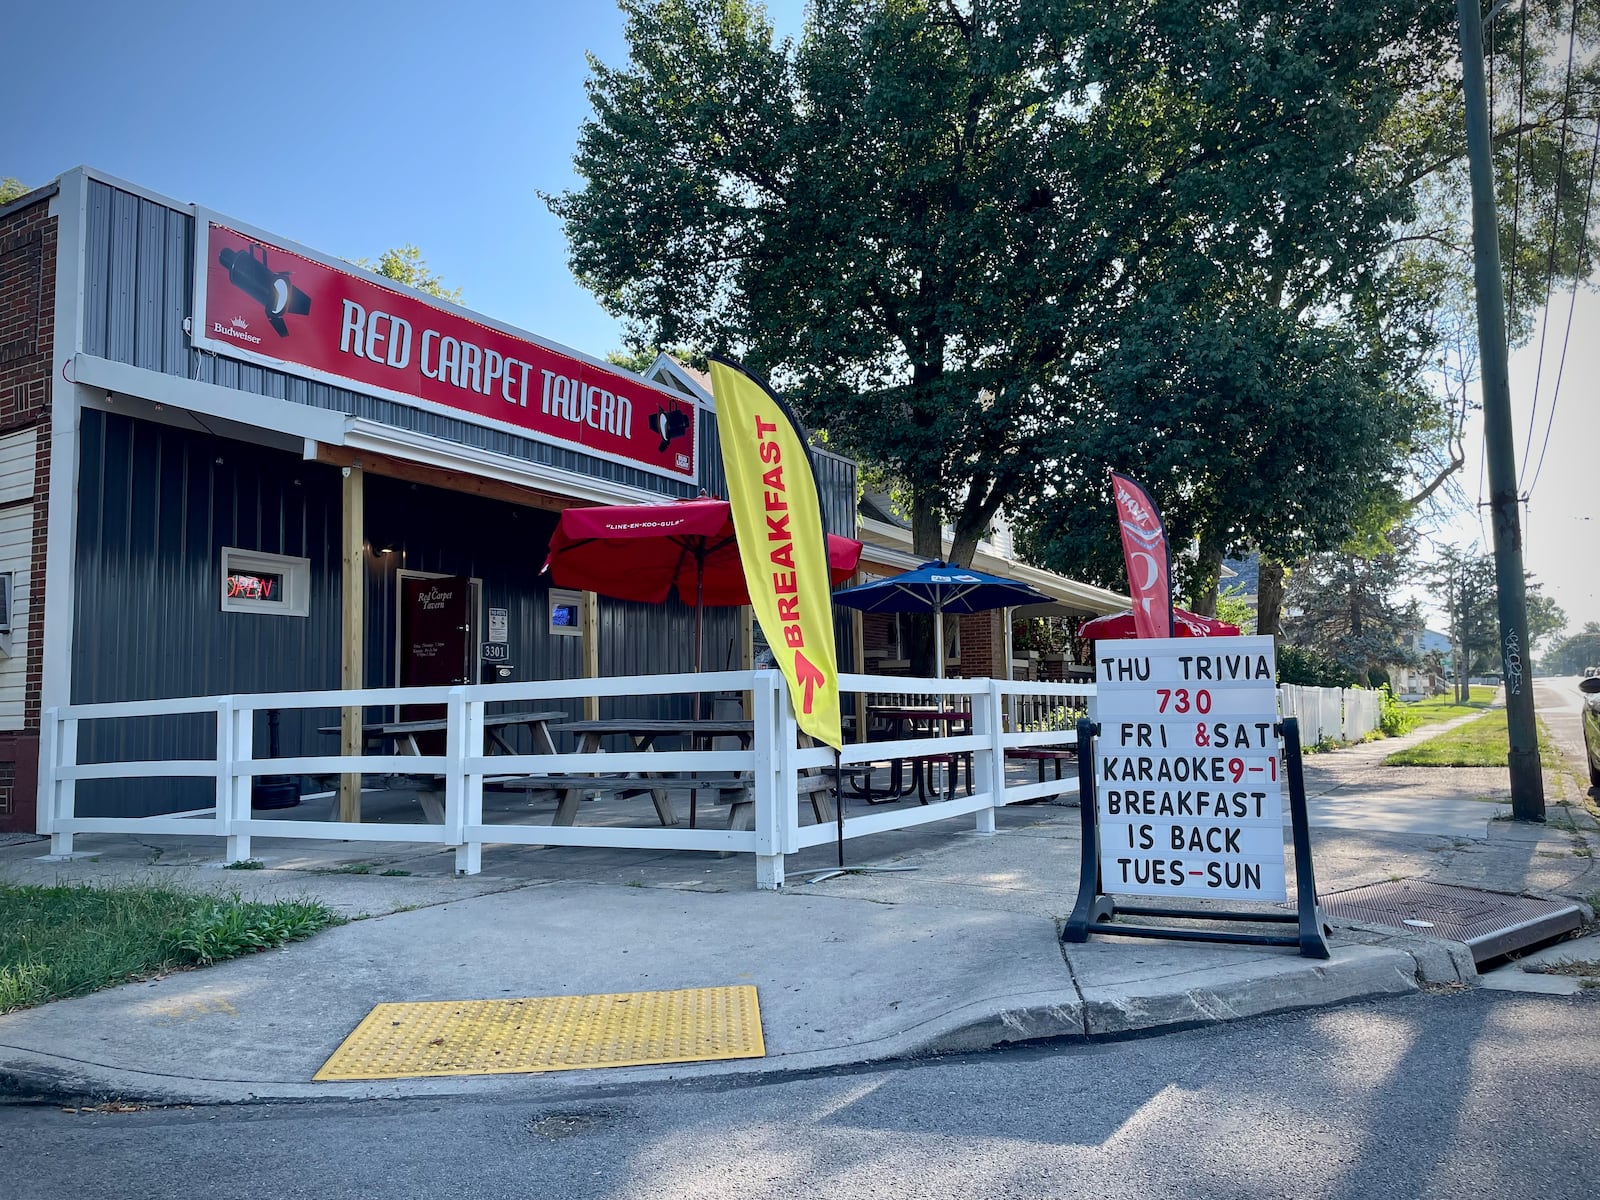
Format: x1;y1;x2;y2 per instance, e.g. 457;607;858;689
1456;0;1544;821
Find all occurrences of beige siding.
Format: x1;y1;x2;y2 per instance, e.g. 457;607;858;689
0;428;38;506
0;504;32;729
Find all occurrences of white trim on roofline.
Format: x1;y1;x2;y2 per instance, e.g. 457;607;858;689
71;355;348;444
339;420;665;508
858;516;1128;614
69;356;669;508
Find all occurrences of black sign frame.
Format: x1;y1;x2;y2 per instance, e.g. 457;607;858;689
1062;716;1331;958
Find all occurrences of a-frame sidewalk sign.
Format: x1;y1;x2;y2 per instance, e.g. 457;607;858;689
1062;635;1331;959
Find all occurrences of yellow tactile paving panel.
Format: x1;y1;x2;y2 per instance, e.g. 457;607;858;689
313;985;765;1081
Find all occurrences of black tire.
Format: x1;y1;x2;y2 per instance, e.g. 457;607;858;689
1590;760;1600;789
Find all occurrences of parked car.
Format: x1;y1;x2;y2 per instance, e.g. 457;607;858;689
1581;676;1600;788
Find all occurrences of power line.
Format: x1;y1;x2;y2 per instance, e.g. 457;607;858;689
1519;0;1582;483
1527;107;1600;499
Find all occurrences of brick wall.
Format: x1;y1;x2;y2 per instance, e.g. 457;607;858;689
0;188;59;831
958;610;1006;679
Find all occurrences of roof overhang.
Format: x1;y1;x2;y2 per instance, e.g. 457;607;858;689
71;354;669;510
856;516;1129;616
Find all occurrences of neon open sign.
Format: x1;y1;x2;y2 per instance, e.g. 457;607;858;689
226;571;282;602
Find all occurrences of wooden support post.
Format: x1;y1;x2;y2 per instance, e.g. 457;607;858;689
740;607;754;719
582;589;601;720
339;465;364;822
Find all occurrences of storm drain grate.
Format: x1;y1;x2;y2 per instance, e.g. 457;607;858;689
1318;880;1584;964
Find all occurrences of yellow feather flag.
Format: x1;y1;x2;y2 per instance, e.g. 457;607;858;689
708;358;842;749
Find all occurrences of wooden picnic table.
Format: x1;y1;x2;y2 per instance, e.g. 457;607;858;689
314;709;569;821
317;709;567;757
860;707;974;803
547;718;758;827
548;717;757;753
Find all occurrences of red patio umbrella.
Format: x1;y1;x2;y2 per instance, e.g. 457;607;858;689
1079;607;1242;640
543;498;864;669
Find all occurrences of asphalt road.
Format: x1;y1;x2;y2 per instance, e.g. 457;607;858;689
5;988;1597;1200
1537;675;1594;790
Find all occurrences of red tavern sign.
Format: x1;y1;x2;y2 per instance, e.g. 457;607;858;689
191;214;697;481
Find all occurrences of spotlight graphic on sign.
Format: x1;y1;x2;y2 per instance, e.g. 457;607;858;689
218;244;311;337
647;403;691;454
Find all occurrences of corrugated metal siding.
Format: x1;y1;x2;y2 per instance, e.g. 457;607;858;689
812;449;856;541
694;408;857;541
595;597;737;727
80;179;700;500
697;408;727;499
73;409;345;815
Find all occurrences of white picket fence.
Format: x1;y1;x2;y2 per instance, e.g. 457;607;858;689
1276;684;1382;745
38;671;1095;890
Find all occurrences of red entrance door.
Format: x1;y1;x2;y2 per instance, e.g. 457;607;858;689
399;575;473;751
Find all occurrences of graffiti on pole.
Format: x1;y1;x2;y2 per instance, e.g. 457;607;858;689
1502;630;1524;697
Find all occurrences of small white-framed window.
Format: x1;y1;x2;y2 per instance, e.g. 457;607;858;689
548;588;585;636
221;547;310;617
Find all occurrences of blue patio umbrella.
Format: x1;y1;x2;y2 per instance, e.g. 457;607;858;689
831;561;1052;678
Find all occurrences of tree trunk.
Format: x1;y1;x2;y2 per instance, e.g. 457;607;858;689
1189;537;1225;617
908;489;943;677
945;475;1007;570
1257;558;1288;637
910;489;943;561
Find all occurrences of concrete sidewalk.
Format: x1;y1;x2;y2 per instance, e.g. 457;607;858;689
1;706;1595;1106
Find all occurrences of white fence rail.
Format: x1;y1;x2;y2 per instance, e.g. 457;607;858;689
1276;684;1382;744
40;672;1095;890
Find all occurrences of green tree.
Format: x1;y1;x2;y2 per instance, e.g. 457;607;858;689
1434;548;1498;701
1525;585;1567;653
1542;622;1600;676
1023;2;1600;627
355;245;461;303
1436;549;1566;696
605;345;708;375
1019;306;1429;612
1212;585;1255;637
1282;550;1420;687
552;1;1597;669
553;2;1457;579
0;177;30;205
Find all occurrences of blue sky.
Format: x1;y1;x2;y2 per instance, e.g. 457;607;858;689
8;0;1595;636
6;0;806;358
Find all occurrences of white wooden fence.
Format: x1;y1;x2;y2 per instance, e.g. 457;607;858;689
39;672;1094;890
1276;684;1382;745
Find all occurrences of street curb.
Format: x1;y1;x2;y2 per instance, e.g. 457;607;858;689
0;945;1429;1108
1073;945;1423;1037
1332;923;1480;985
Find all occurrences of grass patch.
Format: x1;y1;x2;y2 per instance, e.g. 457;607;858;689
0;881;341;1013
377;869;411;877
1384;714;1564;768
1399;686;1498;728
223;859;264;870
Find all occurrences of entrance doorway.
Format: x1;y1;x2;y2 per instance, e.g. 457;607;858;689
397;572;479;750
